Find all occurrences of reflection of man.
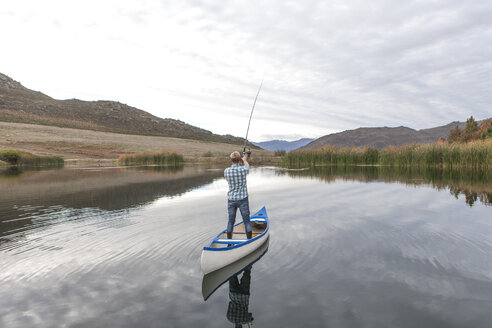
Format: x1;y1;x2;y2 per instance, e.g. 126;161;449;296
224;151;252;240
227;268;253;327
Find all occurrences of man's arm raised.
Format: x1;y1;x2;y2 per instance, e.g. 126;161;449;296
242;154;249;166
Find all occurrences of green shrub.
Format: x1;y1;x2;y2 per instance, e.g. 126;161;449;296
0;149;21;164
0;149;63;166
484;126;492;140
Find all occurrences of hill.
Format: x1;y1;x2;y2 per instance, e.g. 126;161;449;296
252;138;314;152
300;122;470;150
0;72;247;145
0;121;273;164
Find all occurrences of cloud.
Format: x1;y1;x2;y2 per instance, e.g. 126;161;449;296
0;0;491;140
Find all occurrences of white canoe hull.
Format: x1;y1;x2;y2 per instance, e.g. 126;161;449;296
202;236;270;300
200;230;269;274
201;206;269;274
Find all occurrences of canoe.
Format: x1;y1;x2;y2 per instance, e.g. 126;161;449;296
200;206;269;274
202;236;269;300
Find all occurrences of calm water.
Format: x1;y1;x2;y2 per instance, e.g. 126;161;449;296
0;165;491;328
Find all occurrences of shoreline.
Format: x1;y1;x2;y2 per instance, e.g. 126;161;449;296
0;121;277;167
1;156;281;169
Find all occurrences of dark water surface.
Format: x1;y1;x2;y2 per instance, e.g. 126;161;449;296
1;165;491;328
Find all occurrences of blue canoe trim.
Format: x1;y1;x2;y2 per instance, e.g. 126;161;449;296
203;206;269;252
203;239;270;301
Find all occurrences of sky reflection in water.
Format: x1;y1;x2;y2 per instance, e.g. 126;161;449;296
0;166;491;327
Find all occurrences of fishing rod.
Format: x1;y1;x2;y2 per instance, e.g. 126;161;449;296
243;79;263;157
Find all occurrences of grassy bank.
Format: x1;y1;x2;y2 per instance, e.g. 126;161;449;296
0;149;64;166
0;122;275;163
118;151;184;166
284;139;492;169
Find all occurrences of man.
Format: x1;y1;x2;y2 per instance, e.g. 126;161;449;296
226;267;254;327
224;151;252;240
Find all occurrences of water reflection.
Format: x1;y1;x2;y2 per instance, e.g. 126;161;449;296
0;165;65;178
227;268;253;327
202;238;269;326
0;165;223;245
283;166;492;206
0;165;491;327
0;166;23;177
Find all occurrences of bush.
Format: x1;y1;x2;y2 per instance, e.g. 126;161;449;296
203;151;214;157
0;149;21;164
484;127;492;140
274;150;287;157
0;149;64;166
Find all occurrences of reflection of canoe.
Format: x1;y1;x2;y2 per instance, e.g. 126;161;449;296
200;206;269;274
202;236;269;300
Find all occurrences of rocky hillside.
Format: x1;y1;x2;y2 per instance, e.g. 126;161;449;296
0;73;246;145
300;122;470;150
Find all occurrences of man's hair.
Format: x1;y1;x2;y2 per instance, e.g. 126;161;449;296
230;151;241;163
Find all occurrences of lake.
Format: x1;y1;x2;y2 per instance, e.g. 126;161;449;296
1;165;491;327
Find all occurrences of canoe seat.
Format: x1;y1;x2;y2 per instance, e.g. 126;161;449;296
250;218;266;222
215;239;245;244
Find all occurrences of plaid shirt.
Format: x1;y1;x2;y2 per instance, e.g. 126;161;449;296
224;164;250;201
227;292;252;324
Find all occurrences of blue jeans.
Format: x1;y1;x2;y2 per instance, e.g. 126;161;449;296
227;197;252;233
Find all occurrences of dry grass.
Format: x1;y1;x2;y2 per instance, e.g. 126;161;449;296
284;139;492;169
0;109;108;131
0;121;275;165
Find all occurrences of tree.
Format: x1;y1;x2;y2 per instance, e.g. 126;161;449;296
479;119;492;140
485;126;492;140
448;125;462;143
461;116;479;142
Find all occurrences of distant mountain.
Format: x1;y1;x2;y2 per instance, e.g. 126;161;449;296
0;72;248;145
252;138;315;152
300;122;472;150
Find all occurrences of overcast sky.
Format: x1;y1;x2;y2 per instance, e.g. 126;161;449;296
1;0;491;141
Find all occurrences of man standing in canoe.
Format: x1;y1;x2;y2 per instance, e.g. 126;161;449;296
224;151;252;240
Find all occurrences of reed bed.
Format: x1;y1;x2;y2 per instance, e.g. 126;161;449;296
284;139;492;169
118;151;184;166
0;149;64;166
